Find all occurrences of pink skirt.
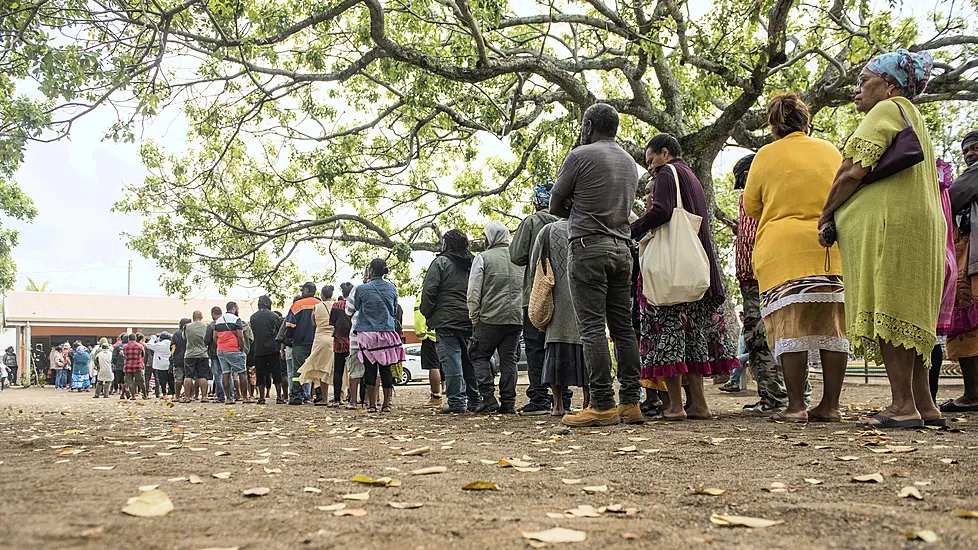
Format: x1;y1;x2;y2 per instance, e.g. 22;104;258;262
357;332;406;366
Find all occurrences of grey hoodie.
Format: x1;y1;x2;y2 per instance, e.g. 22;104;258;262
467;221;524;325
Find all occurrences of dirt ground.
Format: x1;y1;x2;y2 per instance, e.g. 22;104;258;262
1;380;976;550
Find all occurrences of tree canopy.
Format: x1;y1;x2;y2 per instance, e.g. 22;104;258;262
2;0;977;297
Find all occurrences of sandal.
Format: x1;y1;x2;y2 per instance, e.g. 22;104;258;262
367;406;378;413
858;414;924;429
938;399;978;412
381;405;392;413
345;402;357;410
256;399;266;405
923;417;947;427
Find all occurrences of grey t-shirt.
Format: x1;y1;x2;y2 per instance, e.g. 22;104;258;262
184;321;208;359
552;139;638;240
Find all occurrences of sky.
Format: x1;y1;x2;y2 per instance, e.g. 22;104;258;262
2;0;957;304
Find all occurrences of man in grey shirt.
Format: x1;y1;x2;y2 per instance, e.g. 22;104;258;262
550;103;643;427
182;310;211;403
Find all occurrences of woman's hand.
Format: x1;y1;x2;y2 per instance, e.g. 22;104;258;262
817;223;832;248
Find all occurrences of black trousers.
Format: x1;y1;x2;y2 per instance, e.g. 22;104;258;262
363;358;394;389
333;352;349;401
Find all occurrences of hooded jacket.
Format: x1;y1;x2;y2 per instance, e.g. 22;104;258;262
250;295;283;356
511;209;558;306
421;248;474;331
467;221;524;326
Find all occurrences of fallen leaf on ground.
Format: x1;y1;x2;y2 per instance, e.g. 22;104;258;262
212;472;231;480
138;484;159;492
57;448;82;456
851;473;884;483
498;458;533;468
836;456;860;461
627;437;649;442
316;503;346;511
562;479;583;485
940;458;958;464
396;446;431;456
242;487;270;497
341;448;360;452
710;514;783;528
93;466;115;471
905;530;939;543
242;458;269;465
692;487;726;496
263;467;282;474
479;459;497;465
121;489;174;517
613;446;638;453
352;474;399;487
515;467;542;473
898;486;923;500
622;532;639;540
334;508;367;517
463;481;501;491
79;526;104;537
214;451;231;456
953;509;978;518
564;505;601;518
814;445;831;450
341;491;370;501
804;479;824;485
189;475;203;484
167;477;187;482
520;527;587;543
388;502;424;509
303;487;322;493
582;485;608;493
410;466;447;475
764;482;790;493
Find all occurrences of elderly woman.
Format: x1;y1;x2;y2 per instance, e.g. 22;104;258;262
743;93;849;423
92;338;114;398
354;258;405;413
819;49;944;428
299;285;336;405
630;133;740;420
70;342;91;392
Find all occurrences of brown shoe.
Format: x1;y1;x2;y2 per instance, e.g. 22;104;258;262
617;403;646;425
561;407;620;427
423;394;444;408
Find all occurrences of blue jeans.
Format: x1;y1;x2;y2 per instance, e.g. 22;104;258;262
435;328;480;410
210;358;226;401
731;353;749;385
55;369;68;389
287;346;312;400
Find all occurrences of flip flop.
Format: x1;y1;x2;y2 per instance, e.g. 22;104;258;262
938;400;978;412
858;414;924;429
923;417;947;427
768;411;808;423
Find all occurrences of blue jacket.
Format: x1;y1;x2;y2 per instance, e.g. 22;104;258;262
353;278;399;333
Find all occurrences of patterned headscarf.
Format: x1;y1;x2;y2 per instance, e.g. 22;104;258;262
936;158;954;190
532;179;553;207
865;49;933;100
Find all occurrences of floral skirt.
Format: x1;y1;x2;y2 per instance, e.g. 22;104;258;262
71;373;91;389
637;289;740;381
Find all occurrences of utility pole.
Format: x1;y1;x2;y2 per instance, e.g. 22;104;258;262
127;260;132;296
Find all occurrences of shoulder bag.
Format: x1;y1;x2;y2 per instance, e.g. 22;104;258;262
638;163;711;306
861;100;925;185
528;225;555;330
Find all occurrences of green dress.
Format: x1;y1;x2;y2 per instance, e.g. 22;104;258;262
835;97;944;365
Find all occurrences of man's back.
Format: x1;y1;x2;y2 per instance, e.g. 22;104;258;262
214;312;244;352
552;140;638;240
250;309;282;356
123;342;145;372
185;321;208;358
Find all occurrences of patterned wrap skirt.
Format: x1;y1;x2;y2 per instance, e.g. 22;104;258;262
760;275;849;364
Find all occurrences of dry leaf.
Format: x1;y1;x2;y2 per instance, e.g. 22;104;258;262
189;475;203;484
613;446;638;453
242;458;269;465
214;451;231;457
710;514;783;528
212;472;232;480
303;487;322;494
388;502;424;509
138;484;159;492
764;482;790;494
814;445;831;450
341;491;370;501
628;437;650;442
562;479;583;485
462;481;501;491
57;448;82;456
167;477;187;482
410;466;447;475
940;458;958;464
498;458;533;468
693;487;726;496
121;489;174;517
898;486;923;500
582;485;608;493
263;467;282;474
851;473;884;483
396;446;431;456
905;530;939;543
836;456;860;461
316;503;346;511
804;479;824;485
341;448;360;452
479;459;497;465
93;466;115;471
242;487;270;497
953;509;978;518
79;526;104;537
565;505;601;518
520;527;587;543
333;508;367;517
515;467;542;473
622;532;639;540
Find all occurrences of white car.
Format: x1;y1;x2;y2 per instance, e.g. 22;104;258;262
398;343;422;385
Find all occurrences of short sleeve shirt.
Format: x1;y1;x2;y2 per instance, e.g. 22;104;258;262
214;313;244;352
552;139;639;240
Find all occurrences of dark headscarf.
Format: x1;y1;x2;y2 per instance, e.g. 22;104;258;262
963;131;978;149
733;154;755;190
442;229;469;252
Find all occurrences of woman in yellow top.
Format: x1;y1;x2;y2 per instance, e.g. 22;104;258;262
743;93;849;423
299;284;336;405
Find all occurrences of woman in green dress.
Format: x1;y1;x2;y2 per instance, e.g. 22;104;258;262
818;49;944;429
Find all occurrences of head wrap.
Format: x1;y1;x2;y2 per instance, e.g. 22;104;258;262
865;49;933;100
732;154;755;190
442;229;469;252
963;131;978;148
532;179;553;207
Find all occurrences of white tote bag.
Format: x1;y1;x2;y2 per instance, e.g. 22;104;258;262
638;164;711;306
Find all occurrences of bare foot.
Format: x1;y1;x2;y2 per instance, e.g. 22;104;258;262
807;405;842;422
662;407;687;421
685;406;713;420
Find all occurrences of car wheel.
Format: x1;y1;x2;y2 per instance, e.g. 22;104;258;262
397;367;411;386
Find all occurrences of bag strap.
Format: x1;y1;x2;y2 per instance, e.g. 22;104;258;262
891;99;913;130
539;224;553;274
667;163;683;210
369;283;397;325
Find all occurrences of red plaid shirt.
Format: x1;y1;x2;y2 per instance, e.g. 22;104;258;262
735;194;759;286
123;342;146;373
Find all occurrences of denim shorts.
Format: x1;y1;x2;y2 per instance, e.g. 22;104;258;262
217;350;247;374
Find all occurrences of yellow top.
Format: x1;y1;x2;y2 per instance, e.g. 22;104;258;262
743;132;843;293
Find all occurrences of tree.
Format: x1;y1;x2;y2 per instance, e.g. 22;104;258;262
24;277;50;292
2;0;976;298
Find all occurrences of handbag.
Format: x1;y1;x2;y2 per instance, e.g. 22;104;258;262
638;163;711;306
528;225;555;331
861;100;925;185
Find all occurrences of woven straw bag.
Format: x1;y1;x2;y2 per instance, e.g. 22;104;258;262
528;227;555;330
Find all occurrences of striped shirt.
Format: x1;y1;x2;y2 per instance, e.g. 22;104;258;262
214;313;244;352
735;194;759;286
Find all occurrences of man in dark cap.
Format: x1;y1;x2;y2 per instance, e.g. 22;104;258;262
251;295;284;404
285;282;320;403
